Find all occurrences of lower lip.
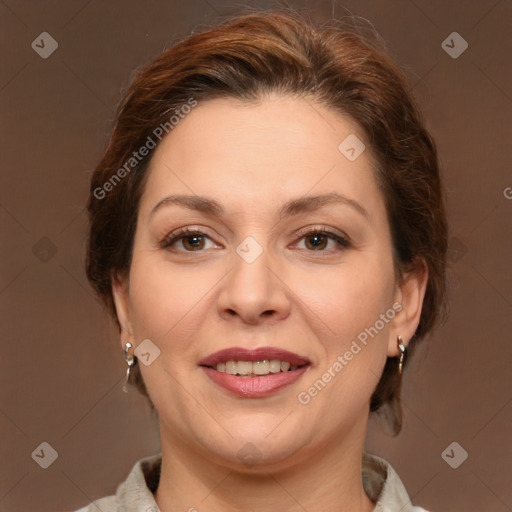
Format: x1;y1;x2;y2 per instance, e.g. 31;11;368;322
201;365;310;398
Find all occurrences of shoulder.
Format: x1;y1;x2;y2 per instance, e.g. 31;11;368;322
72;495;116;512
363;453;432;512
71;452;162;512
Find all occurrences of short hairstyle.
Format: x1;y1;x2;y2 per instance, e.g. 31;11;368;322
86;9;448;434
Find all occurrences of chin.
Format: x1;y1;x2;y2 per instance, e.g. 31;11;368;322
205;425;310;471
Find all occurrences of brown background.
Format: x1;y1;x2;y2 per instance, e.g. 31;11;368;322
1;0;511;511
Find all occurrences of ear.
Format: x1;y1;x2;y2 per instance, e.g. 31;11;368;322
111;272;134;348
387;259;428;357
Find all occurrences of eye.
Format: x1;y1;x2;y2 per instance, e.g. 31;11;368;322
293;226;350;251
160;228;218;252
160;225;350;253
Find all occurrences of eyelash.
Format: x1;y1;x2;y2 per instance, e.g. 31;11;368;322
293;226;350;250
160;226;350;252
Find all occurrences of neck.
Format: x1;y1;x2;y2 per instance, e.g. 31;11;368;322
154;413;375;512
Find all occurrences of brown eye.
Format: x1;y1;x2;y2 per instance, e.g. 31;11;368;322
304;233;328;250
160;228;217;252
293;227;350;252
182;234;206;251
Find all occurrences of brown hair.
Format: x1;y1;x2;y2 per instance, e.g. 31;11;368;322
86;9;448;433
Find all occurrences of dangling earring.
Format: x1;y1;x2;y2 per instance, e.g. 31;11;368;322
397;335;406;374
122;342;135;393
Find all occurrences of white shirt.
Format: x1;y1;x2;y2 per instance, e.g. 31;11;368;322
74;452;430;511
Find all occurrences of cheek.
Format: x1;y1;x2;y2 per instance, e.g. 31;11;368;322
126;256;215;407
289;254;396;348
289;254;395;415
292;265;394;426
127;254;210;340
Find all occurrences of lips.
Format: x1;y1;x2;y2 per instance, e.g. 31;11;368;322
198;347;311;398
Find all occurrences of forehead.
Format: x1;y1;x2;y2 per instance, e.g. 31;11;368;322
139;95;384;220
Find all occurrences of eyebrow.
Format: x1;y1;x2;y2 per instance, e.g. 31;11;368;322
149;192;369;220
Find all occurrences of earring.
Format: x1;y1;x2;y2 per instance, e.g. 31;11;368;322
397;335;406;374
122;342;135;393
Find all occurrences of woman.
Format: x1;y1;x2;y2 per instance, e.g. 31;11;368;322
78;8;447;512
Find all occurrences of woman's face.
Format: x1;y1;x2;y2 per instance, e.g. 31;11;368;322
113;95;425;471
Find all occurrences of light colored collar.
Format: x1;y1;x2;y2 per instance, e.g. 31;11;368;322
362;453;428;511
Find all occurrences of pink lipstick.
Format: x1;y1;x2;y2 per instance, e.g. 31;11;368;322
199;346;311;398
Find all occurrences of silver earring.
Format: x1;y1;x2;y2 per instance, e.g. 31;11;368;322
123;342;135;393
397;336;406;374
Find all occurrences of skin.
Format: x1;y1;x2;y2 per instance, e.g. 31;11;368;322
112;95;427;512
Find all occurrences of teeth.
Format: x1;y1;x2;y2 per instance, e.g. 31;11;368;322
269;360;281;373
253;360;270;375
237;361;253;375
225;361;237;375
215;359;303;376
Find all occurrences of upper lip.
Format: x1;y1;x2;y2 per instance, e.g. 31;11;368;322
199;347;311;367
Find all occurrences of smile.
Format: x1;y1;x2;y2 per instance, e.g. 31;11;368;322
198;346;311;398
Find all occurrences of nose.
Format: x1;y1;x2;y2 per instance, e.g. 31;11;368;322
217;241;291;325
